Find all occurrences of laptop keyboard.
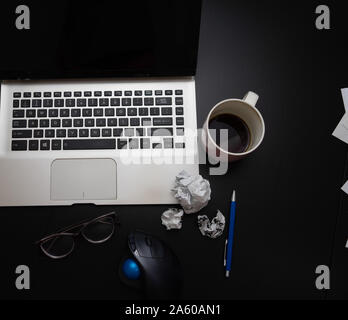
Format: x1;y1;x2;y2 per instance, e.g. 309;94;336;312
11;90;185;151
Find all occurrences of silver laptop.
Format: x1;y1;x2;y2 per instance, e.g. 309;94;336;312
0;1;202;206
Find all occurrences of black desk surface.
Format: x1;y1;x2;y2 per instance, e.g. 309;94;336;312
1;0;348;300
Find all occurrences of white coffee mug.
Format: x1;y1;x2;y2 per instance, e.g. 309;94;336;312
201;92;265;162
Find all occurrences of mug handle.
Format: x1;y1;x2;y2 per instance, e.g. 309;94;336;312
243;91;259;107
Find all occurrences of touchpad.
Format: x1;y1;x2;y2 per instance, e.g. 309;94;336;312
51;159;117;201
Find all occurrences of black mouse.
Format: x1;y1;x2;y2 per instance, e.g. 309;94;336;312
119;231;182;299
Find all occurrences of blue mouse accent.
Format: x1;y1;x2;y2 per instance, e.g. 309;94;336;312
122;258;141;280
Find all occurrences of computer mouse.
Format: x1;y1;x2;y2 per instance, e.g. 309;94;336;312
119;231;182;299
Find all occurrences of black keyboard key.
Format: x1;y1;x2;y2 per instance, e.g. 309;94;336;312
149;127;173;136
114;91;122;96
139;108;149;116
113;128;123;137
175;143;185;148
110;98;120;106
40;119;50;127
29;140;39;151
13;110;25;118
96;118;106;127
144;98;154;106
84;91;92;97
129;138;139;149
54;92;62;97
116;108;126;116
68;129;78;137
23;92;31;98
125;91;132;96
133;98;142;106
43;99;53;108
77;99;86;107
176;128;185;136
135;128;144;136
117;139;128;149
32;99;42;108
119;118;129;126
44;92;52;97
40;140;50;150
21;99;31;108
91;129;100;137
82;108;92;117
176;107;184;115
176;117;184;125
49;109;58;117
102;128;112;137
51;119;61;127
99;98;109;106
122;98;131;106
34;92;41;98
107;118;117;127
175;97;183;105
165;90;173;95
13;92;21;98
105;108;115;117
155;90;162;96
130;118;140;126
135;91;142;96
56;129;66;138
38;109;47;118
63;139;116;150
142;118;152;126
12;140;27;151
34;130;43;138
156;97;172;105
79;129;89;137
153;143;162;149
71;109;81;117
150;108;160;116
140;138;150;149
62;119;72;127
94;91;102;97
127;108;137;116
64;92;72;97
73;119;83;127
145;90;152;96
74;91;82;97
85;119;95;127
26;110;36;118
13;100;20;108
45;129;55;138
13;120;27;128
94;108;103;117
104;91;112;96
28;120;38;128
54;99;64;107
161;107;172;115
60;109;70;117
66;99;76;108
125;128;134;137
52;140;62;150
153;117;173;126
163;138;173;148
175;90;183;95
12;130;32;138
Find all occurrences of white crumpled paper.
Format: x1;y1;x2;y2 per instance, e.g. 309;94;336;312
197;210;225;239
172;170;211;214
161;208;184;230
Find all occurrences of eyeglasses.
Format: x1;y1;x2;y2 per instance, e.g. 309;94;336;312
36;212;120;259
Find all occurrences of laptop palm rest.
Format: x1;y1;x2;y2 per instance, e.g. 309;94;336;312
50;159;117;201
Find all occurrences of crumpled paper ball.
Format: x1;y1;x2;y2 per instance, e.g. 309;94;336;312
172;170;211;214
161;208;184;230
197;210;225;239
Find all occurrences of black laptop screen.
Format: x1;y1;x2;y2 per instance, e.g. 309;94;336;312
0;0;201;80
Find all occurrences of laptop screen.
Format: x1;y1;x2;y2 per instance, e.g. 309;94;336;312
0;0;202;80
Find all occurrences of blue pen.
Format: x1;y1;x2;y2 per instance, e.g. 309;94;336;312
224;190;236;278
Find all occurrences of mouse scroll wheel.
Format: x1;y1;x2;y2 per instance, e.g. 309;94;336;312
145;236;152;246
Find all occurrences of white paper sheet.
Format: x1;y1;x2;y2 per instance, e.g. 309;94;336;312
341;180;348;195
341;88;348;112
332;113;348;144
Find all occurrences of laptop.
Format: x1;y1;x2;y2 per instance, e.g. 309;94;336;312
0;1;201;206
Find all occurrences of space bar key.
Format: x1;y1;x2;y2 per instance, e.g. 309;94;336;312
63;139;116;150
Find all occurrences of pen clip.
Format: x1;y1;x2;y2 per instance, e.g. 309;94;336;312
224;239;227;267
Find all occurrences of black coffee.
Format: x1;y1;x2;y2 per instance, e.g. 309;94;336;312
208;114;251;153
